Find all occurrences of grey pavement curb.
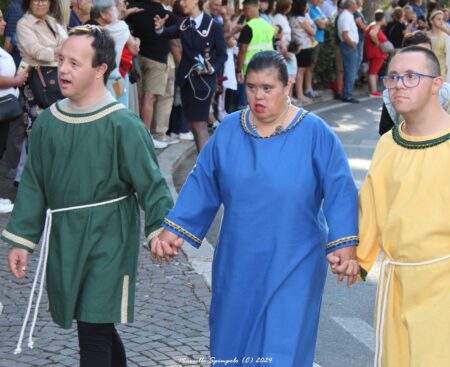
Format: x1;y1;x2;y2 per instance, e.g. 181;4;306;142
158;142;214;288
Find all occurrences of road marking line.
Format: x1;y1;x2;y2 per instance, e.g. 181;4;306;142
314;363;322;367
332;317;376;352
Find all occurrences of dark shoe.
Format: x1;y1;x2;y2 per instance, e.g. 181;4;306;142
13;181;19;188
341;97;360;103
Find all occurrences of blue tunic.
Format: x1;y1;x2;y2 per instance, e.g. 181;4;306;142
162;108;359;366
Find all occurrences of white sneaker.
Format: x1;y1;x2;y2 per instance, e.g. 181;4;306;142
170;133;180;139
154;135;179;145
179;132;194;141
152;138;168;149
0;199;13;213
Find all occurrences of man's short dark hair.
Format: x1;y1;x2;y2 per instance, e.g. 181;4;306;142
402;31;432;48
243;0;259;7
68;25;116;84
374;10;385;22
394;45;441;76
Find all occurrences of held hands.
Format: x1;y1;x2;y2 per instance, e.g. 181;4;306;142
8;247;29;279
150;230;184;263
154;14;169;30
326;246;360;287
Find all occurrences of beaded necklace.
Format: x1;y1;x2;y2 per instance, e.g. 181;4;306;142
249;101;291;138
392;123;450;149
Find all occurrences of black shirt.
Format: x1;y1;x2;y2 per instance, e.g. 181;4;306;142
385;21;406;49
126;1;178;64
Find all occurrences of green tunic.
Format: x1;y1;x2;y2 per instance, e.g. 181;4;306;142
1;100;173;328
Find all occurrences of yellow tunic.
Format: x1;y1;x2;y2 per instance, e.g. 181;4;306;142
357;123;450;367
428;31;448;80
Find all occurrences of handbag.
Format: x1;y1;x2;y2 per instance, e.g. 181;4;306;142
380;40;394;54
128;58;141;84
28;66;64;108
0;94;23;124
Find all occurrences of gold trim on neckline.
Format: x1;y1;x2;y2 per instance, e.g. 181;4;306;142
240;107;309;139
50;103;125;124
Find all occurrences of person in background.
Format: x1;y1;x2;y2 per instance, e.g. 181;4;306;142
403;5;417;32
320;0;337;19
0;9;27;182
427;10;448;80
364;9;388;97
258;0;272;23
126;0;179;148
353;0;366;74
385;6;407;50
68;0;92;28
154;0;227;152
235;0;274;110
290;0;316;103
305;0;328;99
337;0;359;102
3;0;23;67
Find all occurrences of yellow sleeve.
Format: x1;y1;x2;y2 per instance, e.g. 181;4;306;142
357;175;380;280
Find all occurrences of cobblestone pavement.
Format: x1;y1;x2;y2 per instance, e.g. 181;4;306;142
0;157;212;367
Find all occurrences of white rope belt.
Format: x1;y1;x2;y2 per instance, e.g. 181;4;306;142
14;195;129;355
374;253;450;367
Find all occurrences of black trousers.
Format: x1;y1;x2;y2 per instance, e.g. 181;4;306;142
77;321;127;367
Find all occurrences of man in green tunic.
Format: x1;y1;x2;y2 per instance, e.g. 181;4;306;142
2;25;173;366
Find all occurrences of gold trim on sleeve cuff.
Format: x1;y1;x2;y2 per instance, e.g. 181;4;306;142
146;228;164;243
163;219;202;246
326;235;359;250
2;230;37;250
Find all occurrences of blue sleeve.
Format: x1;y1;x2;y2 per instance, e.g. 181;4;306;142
309;5;320;21
312;117;359;254
162;132;222;248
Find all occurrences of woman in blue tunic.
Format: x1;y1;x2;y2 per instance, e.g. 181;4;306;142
153;51;359;366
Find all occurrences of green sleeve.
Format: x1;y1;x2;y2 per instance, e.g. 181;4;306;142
1;119;47;253
117;112;174;243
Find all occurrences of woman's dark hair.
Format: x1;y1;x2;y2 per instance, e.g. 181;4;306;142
374;9;385;22
172;0;186;17
291;0;308;17
245;50;289;86
198;0;204;11
21;0;61;19
68;25;117;84
402;30;432;47
275;0;292;14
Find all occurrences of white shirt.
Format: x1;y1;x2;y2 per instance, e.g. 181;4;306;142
272;13;292;44
0;47;19;98
191;12;204;29
290;14;315;49
320;0;337;19
337;9;359;44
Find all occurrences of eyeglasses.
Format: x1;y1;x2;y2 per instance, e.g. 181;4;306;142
382;72;437;89
32;0;50;4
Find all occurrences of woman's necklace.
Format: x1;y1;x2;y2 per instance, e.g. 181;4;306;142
249;101;292;138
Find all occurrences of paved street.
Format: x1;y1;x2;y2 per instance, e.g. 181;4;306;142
0;96;383;367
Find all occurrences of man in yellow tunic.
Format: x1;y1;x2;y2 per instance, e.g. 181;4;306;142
357;46;450;367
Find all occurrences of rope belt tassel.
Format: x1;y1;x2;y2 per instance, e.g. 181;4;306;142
14;195;129;355
374;253;450;367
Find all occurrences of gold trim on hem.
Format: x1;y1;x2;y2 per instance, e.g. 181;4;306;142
49;103;125;124
326;235;359;250
163;219;202;246
146;228;164;243
1;230;37;250
121;275;129;324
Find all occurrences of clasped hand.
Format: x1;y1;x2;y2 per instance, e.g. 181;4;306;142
326;246;360;287
151;230;184;263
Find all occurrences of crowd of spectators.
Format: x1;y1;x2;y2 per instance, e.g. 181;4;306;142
3;0;450;183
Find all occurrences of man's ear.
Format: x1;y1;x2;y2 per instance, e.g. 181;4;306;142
95;63;108;81
432;76;444;95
